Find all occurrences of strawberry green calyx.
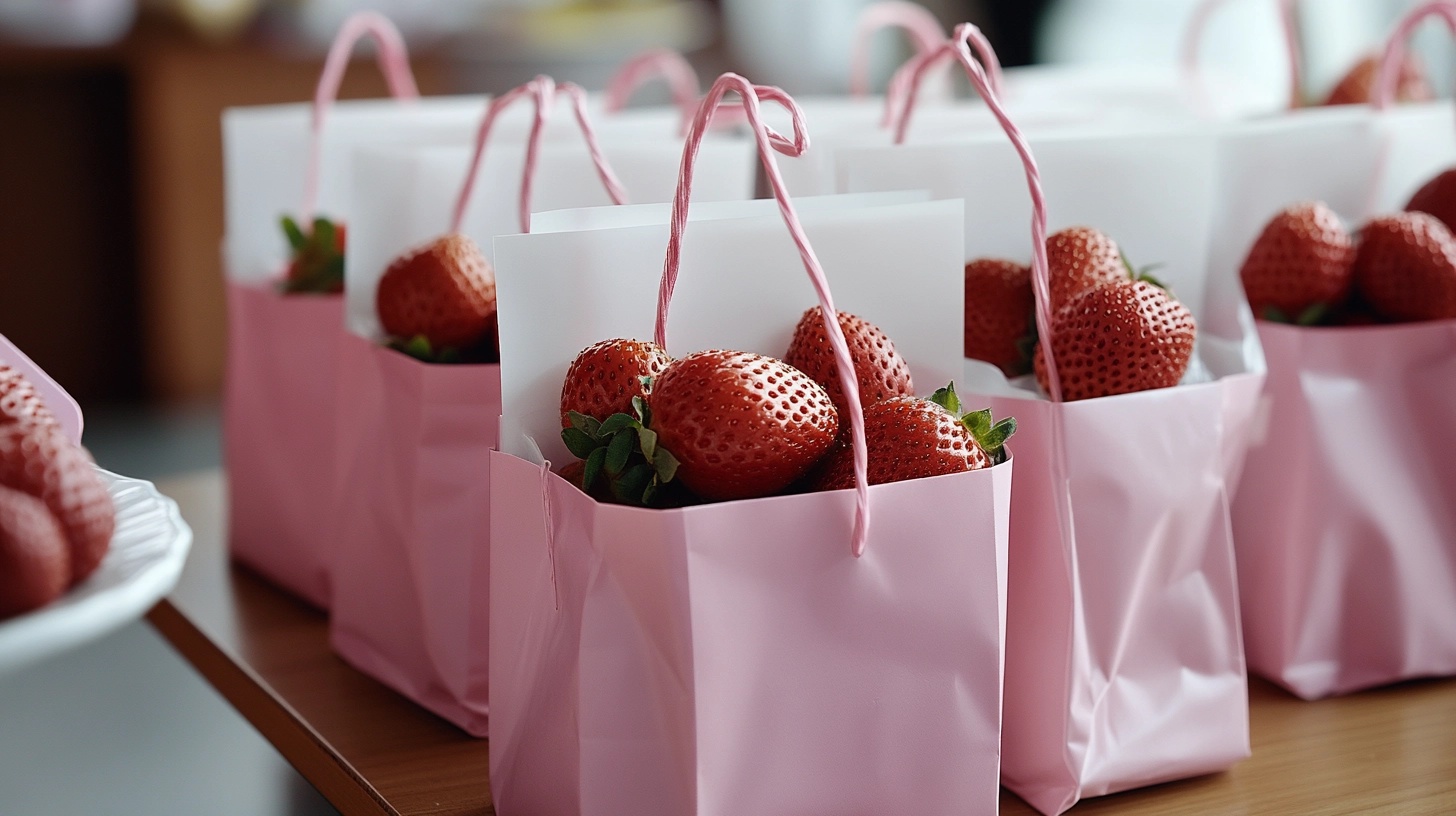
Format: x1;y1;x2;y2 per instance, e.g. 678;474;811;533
561;397;683;507
1261;303;1333;326
387;333;497;365
280;215;346;294
929;382;1016;466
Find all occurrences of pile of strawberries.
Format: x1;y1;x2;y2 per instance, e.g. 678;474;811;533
964;226;1198;402
0;366;115;619
374;233;501;364
556;309;1015;507
1240;167;1456;327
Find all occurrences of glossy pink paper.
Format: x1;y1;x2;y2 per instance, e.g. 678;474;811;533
1233;321;1456;699
992;373;1261;815
222;281;343;609
489;450;1012;816
328;332;499;735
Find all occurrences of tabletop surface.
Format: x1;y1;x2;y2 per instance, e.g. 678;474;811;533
147;470;1456;816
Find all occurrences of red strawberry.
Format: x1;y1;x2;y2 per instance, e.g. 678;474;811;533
1047;226;1129;310
560;338;672;428
0;364;58;431
1405;169;1456;233
0;425;114;585
1239;202;1355;321
1324;53;1433;107
1034;279;1197;401
281;216;347;294
964;259;1034;375
648;350;838;501
783;308;913;418
1353;212;1456;322
811;383;1013;491
0;484;71;619
376;233;497;352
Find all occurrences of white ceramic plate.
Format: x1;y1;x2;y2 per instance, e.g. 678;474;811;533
0;469;192;678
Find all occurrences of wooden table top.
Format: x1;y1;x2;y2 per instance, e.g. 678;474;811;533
147;470;1456;816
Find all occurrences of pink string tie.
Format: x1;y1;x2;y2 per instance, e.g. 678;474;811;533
882;21;1004;128
603;48;703;136
850;1;948;99
300;11;420;229
1181;0;1303;116
654;73;871;558
450;76;629;237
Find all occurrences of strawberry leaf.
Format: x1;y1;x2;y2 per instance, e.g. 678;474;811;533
613;463;655;503
281;215;308;251
929;382;962;415
605;428;636;475
1262;306;1293;324
562;427;599;460
632;395;652;428
582;447;607;491
598;413;639;436
653;446;679;482
638;427;658;460
1296;303;1331;326
567;411;600;436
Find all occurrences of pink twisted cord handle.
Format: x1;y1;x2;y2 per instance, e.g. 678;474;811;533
882;22;1004;127
451;76;629;236
603;48;702;136
300;11;420;227
1373;0;1456;109
1181;0;1303;115
893;24;1060;402
850;1;948;98
655;73;872;558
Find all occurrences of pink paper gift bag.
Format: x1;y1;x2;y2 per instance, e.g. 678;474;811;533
842;28;1263;813
1234;322;1456;698
329;333;499;734
328;77;642;735
490;75;1010;815
221;14;419;608
223;284;345;607
1215;3;1456;699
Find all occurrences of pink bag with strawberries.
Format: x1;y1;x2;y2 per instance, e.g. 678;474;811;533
222;13;422;609
488;75;1011;815
1215;2;1456;699
839;27;1265;813
327;73;752;735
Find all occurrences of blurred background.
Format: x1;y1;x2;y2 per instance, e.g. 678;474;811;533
0;0;1446;813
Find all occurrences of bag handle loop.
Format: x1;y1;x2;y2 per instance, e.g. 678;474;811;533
603;48;702;137
451;76;629;236
1182;0;1303;116
300;11;420;228
850;1;948;99
655;73;872;557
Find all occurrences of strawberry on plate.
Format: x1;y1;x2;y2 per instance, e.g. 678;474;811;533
1323;53;1433;107
647;350;838;501
0;424;115;586
560;338;672;428
1353;212;1456;322
811;383;1014;491
784;308;913;417
1239;202;1355;323
280;215;347;294
376;233;498;361
0;364;58;430
0;483;71;620
1035;278;1197;402
1405;169;1456;234
1047;226;1128;311
963;258;1034;376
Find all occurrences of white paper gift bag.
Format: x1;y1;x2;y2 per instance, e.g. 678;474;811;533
1213;4;1456;698
489;74;1013;816
839;28;1263;813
